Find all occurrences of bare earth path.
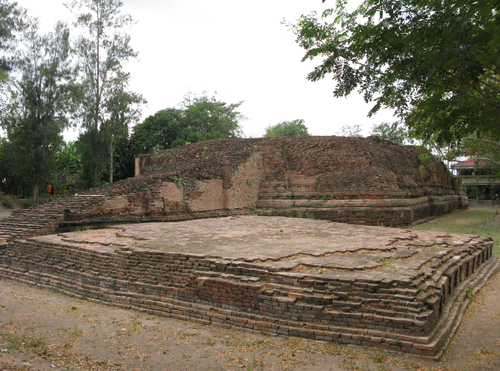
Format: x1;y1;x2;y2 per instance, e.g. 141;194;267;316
1;208;500;370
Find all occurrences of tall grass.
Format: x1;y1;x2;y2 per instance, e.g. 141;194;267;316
412;207;500;256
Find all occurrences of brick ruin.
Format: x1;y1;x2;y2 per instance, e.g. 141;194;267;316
133;136;468;227
0;136;496;359
0;136;469;239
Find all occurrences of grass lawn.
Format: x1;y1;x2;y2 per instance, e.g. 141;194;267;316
411;207;500;256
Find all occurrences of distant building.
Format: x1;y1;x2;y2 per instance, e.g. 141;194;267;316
451;159;500;201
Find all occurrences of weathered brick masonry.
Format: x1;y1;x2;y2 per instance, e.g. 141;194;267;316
132;136;468;227
0;136;492;359
0;217;496;359
0;136;467;242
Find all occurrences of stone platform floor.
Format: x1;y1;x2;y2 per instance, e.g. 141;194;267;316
36;215;486;284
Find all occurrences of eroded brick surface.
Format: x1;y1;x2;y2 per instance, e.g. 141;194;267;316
0;136;486;359
0;137;467;244
0;217;497;358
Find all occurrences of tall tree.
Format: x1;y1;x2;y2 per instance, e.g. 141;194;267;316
0;0;26;116
67;0;144;187
290;0;500;144
264;119;309;137
102;78;142;183
2;19;72;204
0;0;26;75
0;137;25;196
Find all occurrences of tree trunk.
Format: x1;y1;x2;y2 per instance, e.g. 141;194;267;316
109;136;114;184
94;164;98;187
95;5;101;133
31;183;38;206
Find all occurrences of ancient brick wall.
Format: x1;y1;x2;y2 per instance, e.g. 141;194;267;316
0;136;466;244
127;136;467;228
0;225;495;358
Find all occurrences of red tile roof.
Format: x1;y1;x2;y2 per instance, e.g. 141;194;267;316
451;159;487;168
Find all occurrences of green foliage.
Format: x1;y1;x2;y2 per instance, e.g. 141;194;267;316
264;119;309;138
335;124;362;137
466;285;474;299
0;70;12;119
0;138;24;195
67;0;144;187
370;122;412;146
0;194;13;208
0;0;27;74
0;0;26;117
180;92;243;139
450;136;500;185
460;137;500;171
130;93;244;155
54;141;81;191
102;85;144;184
76;128;109;189
130;108;185;154
173;176;184;188
417;151;433;169
290;0;500;144
111;135;135;181
1;20;72;204
0;194;31;209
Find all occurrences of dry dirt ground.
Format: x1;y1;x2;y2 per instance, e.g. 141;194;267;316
1;212;500;371
1;271;499;371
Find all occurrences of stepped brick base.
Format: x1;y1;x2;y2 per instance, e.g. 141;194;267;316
1;216;496;359
0;137;486;359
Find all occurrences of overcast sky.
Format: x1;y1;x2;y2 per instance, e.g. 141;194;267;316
15;0;397;140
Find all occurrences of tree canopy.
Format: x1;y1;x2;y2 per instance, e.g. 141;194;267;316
0;0;147;197
67;0;144;187
335;123;363;138
0;0;26;117
180;93;243;139
131;94;244;155
131;108;185;154
450;136;500;177
0;0;26;75
264;119;309;138
291;0;500;144
1;19;72;204
370;122;412;146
